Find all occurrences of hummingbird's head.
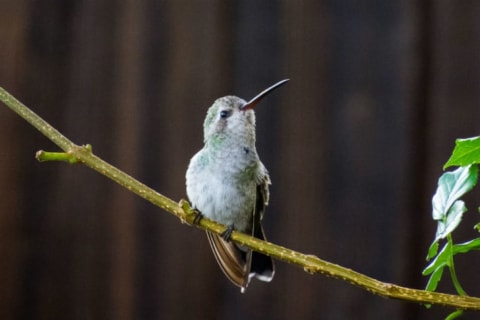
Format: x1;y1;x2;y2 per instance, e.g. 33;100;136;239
202;79;290;145
203;96;255;144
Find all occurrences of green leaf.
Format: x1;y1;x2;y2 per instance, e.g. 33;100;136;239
431;165;478;241
424;239;480;293
444;136;480;169
423;242;452;292
475;222;480;233
445;310;464;320
431;165;477;223
435;200;467;241
423;242;450;276
452;238;480;254
424;265;445;292
426;240;439;261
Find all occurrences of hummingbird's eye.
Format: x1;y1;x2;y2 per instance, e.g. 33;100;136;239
219;110;231;119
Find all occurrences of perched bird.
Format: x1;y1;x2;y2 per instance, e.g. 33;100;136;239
186;79;289;291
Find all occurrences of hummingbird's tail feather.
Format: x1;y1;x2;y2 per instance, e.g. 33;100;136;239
206;231;250;290
250;224;275;282
206;226;274;291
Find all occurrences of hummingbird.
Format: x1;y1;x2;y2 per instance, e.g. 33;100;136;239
186;79;289;291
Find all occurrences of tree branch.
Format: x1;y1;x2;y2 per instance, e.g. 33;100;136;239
1;86;480;311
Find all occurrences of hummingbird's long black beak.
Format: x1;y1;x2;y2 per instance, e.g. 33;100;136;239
241;79;289;111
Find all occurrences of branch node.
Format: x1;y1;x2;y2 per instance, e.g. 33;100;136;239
35;150;76;163
178;199;201;225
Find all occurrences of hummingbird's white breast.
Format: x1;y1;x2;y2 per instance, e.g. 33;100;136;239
186;142;264;233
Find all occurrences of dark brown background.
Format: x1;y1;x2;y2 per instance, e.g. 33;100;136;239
1;1;480;319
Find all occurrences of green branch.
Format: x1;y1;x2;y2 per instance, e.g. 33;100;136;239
2;86;480;311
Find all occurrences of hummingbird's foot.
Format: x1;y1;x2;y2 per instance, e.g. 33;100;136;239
220;225;235;241
192;211;203;225
178;199;202;225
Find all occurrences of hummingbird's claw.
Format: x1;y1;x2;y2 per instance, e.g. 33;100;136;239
192;211;203;225
220;225;234;241
178;199;202;225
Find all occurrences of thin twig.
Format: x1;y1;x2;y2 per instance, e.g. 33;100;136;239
1;86;480;311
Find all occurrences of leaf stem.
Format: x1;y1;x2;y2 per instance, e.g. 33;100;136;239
447;234;467;296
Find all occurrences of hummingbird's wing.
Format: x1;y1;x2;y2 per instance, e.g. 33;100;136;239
249;173;275;282
206;231;250;290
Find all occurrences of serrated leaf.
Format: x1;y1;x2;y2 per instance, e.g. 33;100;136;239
435;200;466;241
432;165;478;221
444;136;480;169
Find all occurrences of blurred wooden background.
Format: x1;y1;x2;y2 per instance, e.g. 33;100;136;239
1;1;480;319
